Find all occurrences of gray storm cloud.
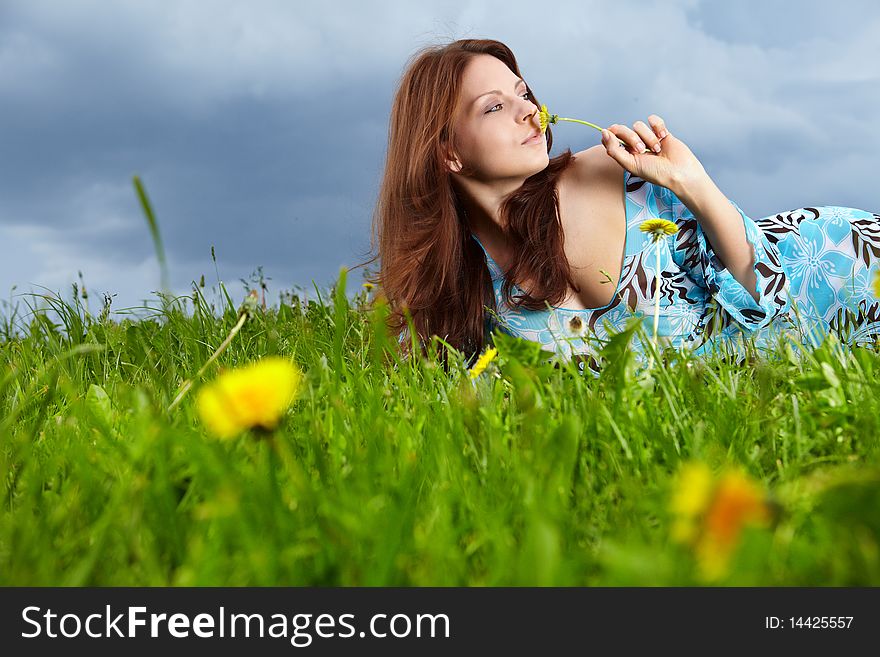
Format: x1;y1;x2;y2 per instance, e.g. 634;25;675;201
1;0;878;315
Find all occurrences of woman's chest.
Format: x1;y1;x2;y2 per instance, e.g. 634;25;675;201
554;163;629;310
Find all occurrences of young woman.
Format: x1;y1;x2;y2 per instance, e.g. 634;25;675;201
359;38;880;375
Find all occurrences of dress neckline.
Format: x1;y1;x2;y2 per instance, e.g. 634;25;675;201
471;168;630;313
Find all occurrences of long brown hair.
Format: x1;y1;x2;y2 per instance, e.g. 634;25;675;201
352;39;579;367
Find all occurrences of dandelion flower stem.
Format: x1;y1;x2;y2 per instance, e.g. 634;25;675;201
636;218;678;369
555;117;633;149
555;117;604;131
168;310;249;413
653;237;661;346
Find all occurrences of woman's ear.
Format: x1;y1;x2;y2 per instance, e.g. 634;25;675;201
445;150;463;174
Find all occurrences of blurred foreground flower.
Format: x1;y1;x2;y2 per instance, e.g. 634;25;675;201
197;356;303;439
872;268;880;299
670;462;773;581
640;218;679;356
469;347;498;380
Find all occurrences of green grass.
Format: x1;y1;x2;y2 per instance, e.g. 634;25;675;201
1;266;879;586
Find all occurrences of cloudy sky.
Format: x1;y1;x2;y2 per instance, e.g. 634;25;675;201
2;0;878;320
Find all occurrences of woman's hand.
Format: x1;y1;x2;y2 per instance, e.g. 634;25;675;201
601;115;707;196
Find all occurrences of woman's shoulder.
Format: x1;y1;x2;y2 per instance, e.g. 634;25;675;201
557;145;628;222
558;145;626;199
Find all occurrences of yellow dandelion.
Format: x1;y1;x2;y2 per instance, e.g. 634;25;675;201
537;103;608;137
538;104;558;133
640;218;679;241
697;471;771;580
703;470;770;550
196;356;303;439
872;268;880;299
672;462;714;517
468;347;498;380
362;281;375;292
638;218;679;354
534;104;663;152
669;461;714;542
669;462;772;581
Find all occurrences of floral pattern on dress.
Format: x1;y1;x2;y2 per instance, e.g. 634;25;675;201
474;170;880;377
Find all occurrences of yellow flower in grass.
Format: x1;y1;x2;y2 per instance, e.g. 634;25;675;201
872;268;880;299
670;462;772;580
197;356;303;439
469;347;498;380
670;462;715;542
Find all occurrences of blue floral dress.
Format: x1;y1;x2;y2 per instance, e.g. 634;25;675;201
473;170;880;377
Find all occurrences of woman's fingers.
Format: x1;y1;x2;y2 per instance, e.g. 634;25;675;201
609;117;670;155
647;115;668;140
608;124;645;154
601;129;632;164
633;120;663;153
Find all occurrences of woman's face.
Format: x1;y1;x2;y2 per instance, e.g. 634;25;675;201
447;54;549;183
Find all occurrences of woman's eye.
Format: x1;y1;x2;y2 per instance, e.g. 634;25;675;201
486;91;532;113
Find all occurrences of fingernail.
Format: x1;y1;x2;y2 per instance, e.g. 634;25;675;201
660;130;668;139
637;142;646;152
653;143;661;153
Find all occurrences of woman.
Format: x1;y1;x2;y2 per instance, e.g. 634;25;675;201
358;38;880;376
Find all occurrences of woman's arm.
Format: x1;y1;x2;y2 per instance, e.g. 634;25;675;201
602;115;761;299
656;182;791;335
672;173;760;303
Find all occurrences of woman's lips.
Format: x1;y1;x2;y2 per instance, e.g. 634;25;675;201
522;133;544;145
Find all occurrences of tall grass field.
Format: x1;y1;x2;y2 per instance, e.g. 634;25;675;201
1;181;878;586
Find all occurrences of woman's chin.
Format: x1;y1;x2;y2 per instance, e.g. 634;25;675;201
528;152;550;173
